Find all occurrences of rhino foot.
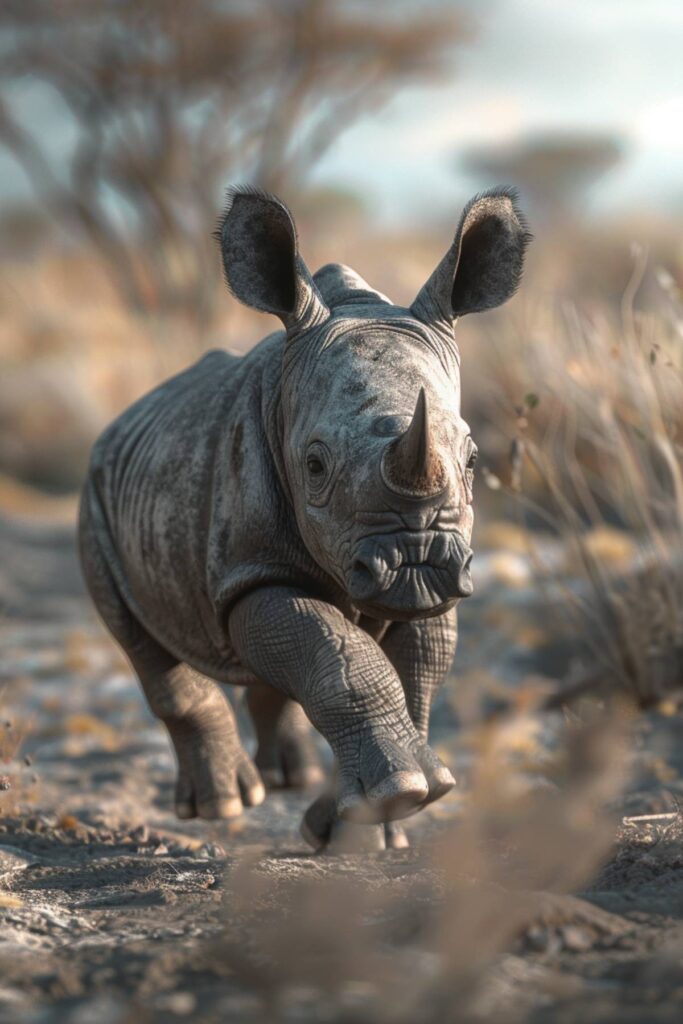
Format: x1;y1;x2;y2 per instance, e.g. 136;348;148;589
170;722;265;820
248;686;325;790
335;730;455;825
255;726;325;791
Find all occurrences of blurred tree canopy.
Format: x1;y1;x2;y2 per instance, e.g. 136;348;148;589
460;132;625;223
0;0;470;324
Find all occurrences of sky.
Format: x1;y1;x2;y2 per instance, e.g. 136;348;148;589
0;0;681;227
309;0;683;224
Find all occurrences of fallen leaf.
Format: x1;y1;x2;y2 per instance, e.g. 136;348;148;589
0;893;24;908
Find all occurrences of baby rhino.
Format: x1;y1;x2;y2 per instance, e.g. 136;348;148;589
79;187;529;851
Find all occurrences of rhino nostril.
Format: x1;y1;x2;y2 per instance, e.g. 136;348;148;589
458;551;474;597
348;559;377;601
353;559;373;582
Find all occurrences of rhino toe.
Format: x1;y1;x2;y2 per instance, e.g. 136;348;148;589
415;744;456;805
358;770;429;823
300;796;410;852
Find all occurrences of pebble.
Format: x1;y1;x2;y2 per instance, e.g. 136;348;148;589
157;991;196;1015
525;925;562;955
560;925;594;952
130;824;149;844
196;842;226;859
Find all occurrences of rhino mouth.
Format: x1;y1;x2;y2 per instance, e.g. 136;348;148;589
346;529;473;619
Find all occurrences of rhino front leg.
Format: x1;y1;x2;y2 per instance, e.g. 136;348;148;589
229;587;455;848
376;608;459;848
246;683;324;789
382;608;458;741
307;609;459;851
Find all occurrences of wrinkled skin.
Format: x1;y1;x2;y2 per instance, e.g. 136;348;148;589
282;316;476;621
79;186;529;851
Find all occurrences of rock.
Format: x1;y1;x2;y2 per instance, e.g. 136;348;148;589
196;842;226;859
0;985;26;1007
130;824;149;844
156;991;196;1015
560;925;594;952
525;925;562;955
0;843;38;875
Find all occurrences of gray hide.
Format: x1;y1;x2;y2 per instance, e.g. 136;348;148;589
79;186;529;851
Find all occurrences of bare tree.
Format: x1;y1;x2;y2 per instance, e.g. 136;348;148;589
460;132;624;223
0;0;470;325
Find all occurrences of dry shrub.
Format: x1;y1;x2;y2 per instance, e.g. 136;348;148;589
0;701;34;817
207;708;627;1023
486;252;683;707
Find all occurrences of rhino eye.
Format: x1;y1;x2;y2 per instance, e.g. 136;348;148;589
465;438;478;472
304;441;333;505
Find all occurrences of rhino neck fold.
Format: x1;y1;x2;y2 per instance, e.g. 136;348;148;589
260;341;295;510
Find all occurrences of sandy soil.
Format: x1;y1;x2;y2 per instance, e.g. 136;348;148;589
2;513;683;1023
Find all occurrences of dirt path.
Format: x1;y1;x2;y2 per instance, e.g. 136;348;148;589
2;514;683;1022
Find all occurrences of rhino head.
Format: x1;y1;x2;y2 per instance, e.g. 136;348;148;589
217;187;529;620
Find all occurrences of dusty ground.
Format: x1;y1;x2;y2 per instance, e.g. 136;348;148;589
2;512;683;1023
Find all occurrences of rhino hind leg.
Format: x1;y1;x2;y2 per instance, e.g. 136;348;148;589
246;683;325;790
79;521;264;821
140;659;266;820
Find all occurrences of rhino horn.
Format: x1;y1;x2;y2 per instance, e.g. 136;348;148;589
381;389;447;498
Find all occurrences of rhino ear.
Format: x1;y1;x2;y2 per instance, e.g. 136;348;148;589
411;188;531;323
216;187;329;334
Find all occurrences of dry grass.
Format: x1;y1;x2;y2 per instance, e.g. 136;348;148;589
480;253;683;708
0;700;33;817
